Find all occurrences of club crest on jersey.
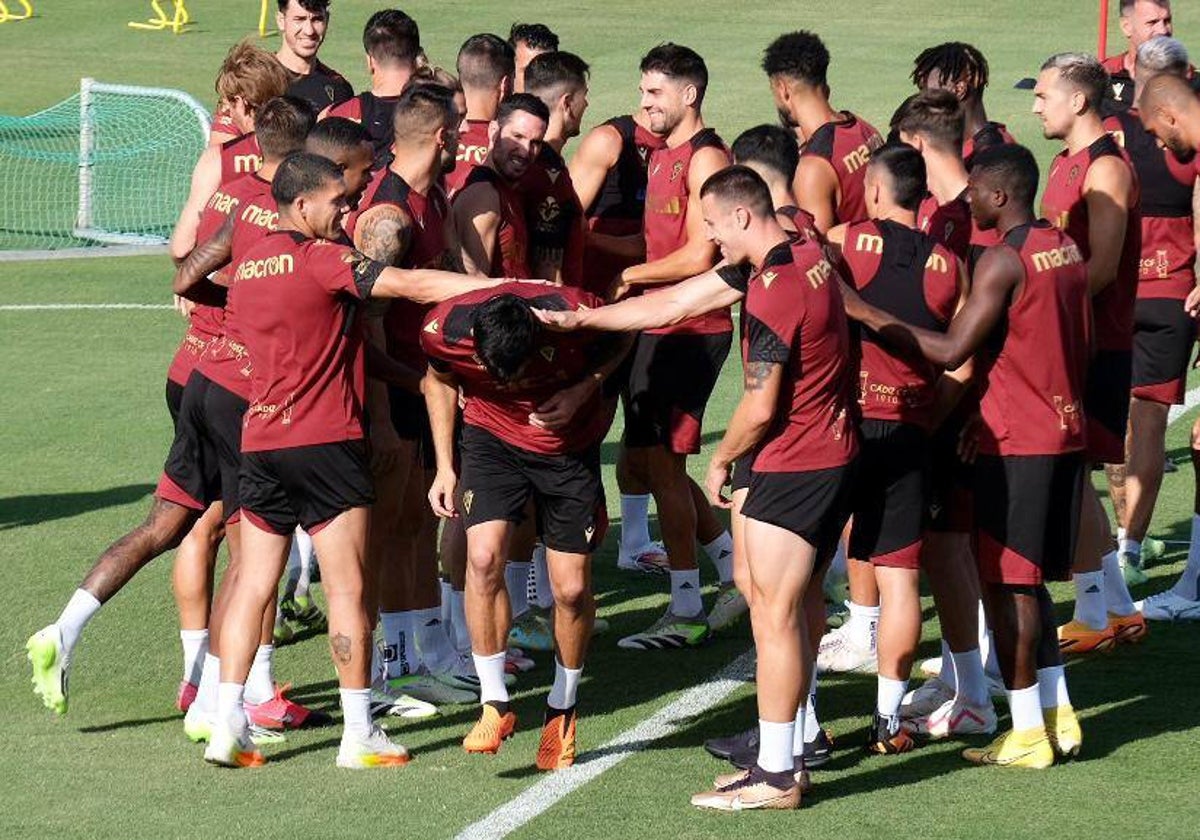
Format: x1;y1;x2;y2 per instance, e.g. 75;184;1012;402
462;490;474;514
1067;164;1081;186
670;160;684;182
1112;82;1126;100
539;197;562;224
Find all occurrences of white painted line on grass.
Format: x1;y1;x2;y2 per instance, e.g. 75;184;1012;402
0;303;173;311
454;648;755;840
1167;384;1200;425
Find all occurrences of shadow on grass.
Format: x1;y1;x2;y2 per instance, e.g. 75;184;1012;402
0;483;155;530
78;713;180;733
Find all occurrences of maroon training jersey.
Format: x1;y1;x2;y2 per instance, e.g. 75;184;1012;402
840;220;960;428
445;119;491;200
976;221;1091;456
1041;133;1141;351
232;232;378;451
457;165;531;278
420;283;615;455
737;239;857;472
327;92;402;161
220;133;262;184
800;112;883;225
918;191;973;262
198;174;278;400
962;121;1016;169
586;115;666;232
1105;109;1197;301
642;127;731;335
347;167;450;369
521;144;586;288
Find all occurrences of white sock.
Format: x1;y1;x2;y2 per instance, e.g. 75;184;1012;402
532;547;554;610
847;601;880;652
1007;684;1044;732
413;607;457;673
1118;537;1140;559
339;687;372;740
757;719;795;773
217;681;247;730
981;607;1002;682
547;659;583;709
669;568;703;617
1176;514;1200;600
192;653;220;717
57;589;101;658
180;629;209;685
440;580;453;626
876;675;908;720
619;493;652;555
506;561;531;617
245;645;275;705
938;639;956;691
473;651;509;705
294;528;315;600
803;665;821;743
1116;526;1127;543
951;648;988;706
702;532;735;584
1071;570;1107;629
450;589;470;653
1101;551;1136;616
380;611;417;679
1036;665;1071;710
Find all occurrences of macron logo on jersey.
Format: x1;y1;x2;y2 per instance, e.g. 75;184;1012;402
233;153;262;174
234;253;294;281
1031;244;1083;272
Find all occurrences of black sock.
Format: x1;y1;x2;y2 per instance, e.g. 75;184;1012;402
485;699;510;715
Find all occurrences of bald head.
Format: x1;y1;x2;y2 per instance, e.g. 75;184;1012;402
1138;72;1200;155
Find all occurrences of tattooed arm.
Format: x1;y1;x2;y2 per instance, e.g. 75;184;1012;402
173;214;234;306
704;360;785;507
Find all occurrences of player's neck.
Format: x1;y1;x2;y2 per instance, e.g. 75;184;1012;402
1123;48;1137;76
747;224;791;270
277;46;316;76
464;90;499;123
873;206;917;229
258;160;281;182
925;152;969;204
390;149;438;194
996;210;1035;239
795;97;840;141
1064;115;1106;155
961;99;989;139
770;185;796;213
543;125;568;154
371;66;413;97
665;111;704;148
482;157;512;185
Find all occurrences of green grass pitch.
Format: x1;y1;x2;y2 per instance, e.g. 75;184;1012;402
3;2;1200;838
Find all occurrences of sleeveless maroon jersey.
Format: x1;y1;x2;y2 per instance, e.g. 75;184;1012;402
445;119;491;200
800;112;883;225
1105;109;1197;301
642;127;731;335
521;144;586;288
327;92;402;161
347;167;450;369
165;183;243;385
219;133;262;184
976;221;1090;456
586;115;666;234
962;121;1016;169
420;283;614;455
199;175;279;400
457;165;531;278
778;204;821;243
840;220;960;428
1040;133;1141;351
917;191;973;262
741;239;857;472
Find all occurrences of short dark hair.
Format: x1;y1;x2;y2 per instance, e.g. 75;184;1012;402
524;51;590;103
458;33;515;90
1120;0;1170;15
508;23;559;52
496;92;550;127
305;116;369;156
276;0;329;15
472;294;537;382
640;43;709;105
255;95;315;159
363;9;420;66
1041;52;1108;113
971;144;1040;209
731;124;800;183
699;165;774;219
868;142;927;212
272;151;343;206
393;84;456;141
893;89;964;152
761;31;829;87
911;42;990;94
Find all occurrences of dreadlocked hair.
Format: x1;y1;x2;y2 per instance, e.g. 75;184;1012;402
911;42;989;94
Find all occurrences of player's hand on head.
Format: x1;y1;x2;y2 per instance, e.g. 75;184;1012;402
428;470;458;518
532;307;580;331
704;459;733;510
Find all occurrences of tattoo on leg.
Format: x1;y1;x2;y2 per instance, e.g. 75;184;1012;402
330;633;352;665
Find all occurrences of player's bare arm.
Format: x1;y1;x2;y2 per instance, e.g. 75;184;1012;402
423;366;461;518
169;145;223;263
569;123;623;210
172;214;234;304
450;182;503;277
704;360;785;508
368;263;502;304
1082;155;1133;296
844;244;1020;371
928;258;975;430
795;154;840;234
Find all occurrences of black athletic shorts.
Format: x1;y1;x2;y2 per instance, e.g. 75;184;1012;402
388;385;435;469
201;378;249;521
157;370;221;511
847;419;928;569
731;452;754;493
741;461;856;567
166;379;186;427
623;331;732;454
1132;297;1195;406
240;439;375;535
458;424;605;555
927;413;974;534
1083;349;1132;464
974;452;1085;586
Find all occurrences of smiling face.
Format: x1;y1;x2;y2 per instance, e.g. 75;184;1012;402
640;71;690;136
297;176;350;240
277;0;328;61
490;110;546;181
701;193;750;265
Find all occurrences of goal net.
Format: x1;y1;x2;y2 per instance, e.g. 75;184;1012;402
0;78;210;252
